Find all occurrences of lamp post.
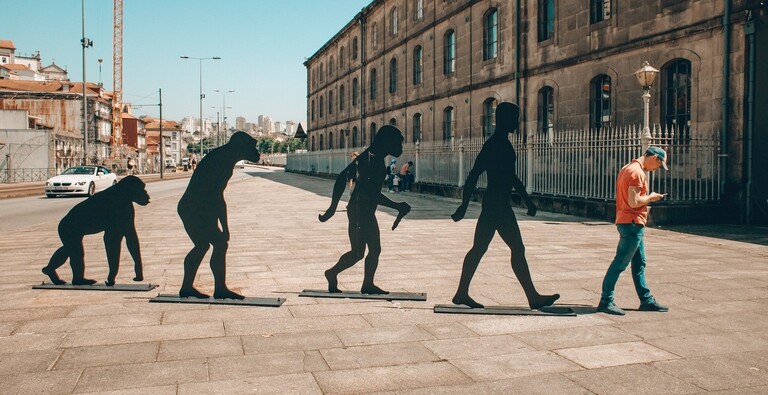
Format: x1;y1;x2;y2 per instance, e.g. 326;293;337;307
634;61;660;152
214;89;234;146
180;56;221;144
81;0;93;165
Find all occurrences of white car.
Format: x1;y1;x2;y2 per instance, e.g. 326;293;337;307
45;165;118;198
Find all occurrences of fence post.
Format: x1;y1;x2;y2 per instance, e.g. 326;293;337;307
458;137;464;187
415;140;421;184
526;127;534;194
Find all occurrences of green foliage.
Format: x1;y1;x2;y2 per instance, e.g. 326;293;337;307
256;137;306;153
185;137;217;155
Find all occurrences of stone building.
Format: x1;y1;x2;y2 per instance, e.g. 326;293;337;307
305;0;768;224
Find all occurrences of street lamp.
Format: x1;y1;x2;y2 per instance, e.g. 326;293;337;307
214;89;234;146
634;61;659;152
180;56;221;146
81;0;94;165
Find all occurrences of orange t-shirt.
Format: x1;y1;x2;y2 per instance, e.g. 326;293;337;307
615;159;648;225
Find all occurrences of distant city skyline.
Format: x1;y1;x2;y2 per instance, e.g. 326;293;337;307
0;0;371;127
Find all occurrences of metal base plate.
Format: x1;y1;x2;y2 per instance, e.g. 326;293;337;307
434;304;576;316
299;289;427;301
149;294;285;307
32;282;158;292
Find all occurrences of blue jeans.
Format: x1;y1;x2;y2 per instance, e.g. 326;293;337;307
600;223;653;304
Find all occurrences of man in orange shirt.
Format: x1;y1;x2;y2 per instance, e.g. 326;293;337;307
598;146;669;315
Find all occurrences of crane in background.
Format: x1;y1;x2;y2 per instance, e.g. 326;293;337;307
111;0;123;156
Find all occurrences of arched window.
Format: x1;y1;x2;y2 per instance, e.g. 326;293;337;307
413;46;423;85
319;95;324;118
328;131;334;150
444;30;455;75
320;63;324;82
391;7;398;35
483;9;498;60
590;75;612;130
390;117;397;126
339;85;345;112
328;91;333;115
538;86;554;135
372;23;378;47
311;136;316;151
413;113;422;143
370;68;378;100
370;122;377;144
362;127;367;147
353;37;359;60
352;126;358;147
329;57;334;77
662;59;692;138
389;58;398;94
319;134;324;151
443;107;454;141
340;46;345;69
311;100;315;121
482;98;497;137
414;0;424;20
352;78;359;106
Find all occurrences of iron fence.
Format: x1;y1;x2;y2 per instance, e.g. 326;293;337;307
286;125;720;204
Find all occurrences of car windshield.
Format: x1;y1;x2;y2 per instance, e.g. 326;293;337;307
61;166;96;175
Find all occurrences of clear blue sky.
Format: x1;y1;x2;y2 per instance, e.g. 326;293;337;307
1;0;371;128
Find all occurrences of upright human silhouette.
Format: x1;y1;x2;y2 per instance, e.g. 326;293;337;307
451;102;559;309
42;175;150;286
319;125;411;294
177;131;260;299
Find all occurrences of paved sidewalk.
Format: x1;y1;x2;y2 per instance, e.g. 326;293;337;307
1;167;767;394
0;170;193;199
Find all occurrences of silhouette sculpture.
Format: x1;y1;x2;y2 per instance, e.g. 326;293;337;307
451;102;559;310
42;175;150;286
319;125;411;295
177;131;260;299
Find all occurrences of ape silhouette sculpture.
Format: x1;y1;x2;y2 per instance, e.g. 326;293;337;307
319;125;411;295
42;176;150;286
177;131;260;299
451;102;560;309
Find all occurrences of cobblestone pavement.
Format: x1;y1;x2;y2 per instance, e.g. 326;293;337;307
1;167;767;394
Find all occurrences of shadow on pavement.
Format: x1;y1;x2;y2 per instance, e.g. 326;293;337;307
661;224;768;247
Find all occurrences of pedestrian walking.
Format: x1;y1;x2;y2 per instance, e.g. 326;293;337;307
399;161;414;192
597;146;670;315
387;159;398;192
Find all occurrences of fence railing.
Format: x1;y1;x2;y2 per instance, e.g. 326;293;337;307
286;125;720;204
1;168;56;183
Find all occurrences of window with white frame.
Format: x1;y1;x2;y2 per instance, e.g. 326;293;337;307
483;9;498;60
444;30;455;74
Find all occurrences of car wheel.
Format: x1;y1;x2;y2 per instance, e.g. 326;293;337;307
87;182;95;196
46;194;56;198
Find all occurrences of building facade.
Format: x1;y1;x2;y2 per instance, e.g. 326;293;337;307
304;0;768;224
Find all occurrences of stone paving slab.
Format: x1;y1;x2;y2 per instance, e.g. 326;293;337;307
0;167;767;393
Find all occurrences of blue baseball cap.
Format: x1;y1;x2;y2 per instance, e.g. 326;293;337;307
646;146;668;170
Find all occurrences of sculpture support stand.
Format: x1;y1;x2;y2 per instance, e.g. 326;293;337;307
300;289;426;301
150;294;284;307
434;304;575;316
33;282;158;292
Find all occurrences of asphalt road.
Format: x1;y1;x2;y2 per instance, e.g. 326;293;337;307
0;169;257;233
